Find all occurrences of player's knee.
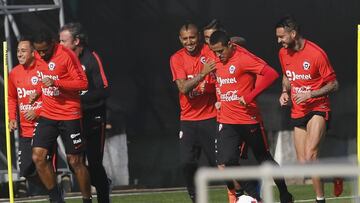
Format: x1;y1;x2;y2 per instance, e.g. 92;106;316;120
32;149;47;165
67;154;84;170
304;150;318;162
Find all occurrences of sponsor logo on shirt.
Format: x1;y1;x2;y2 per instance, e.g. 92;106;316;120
217;77;237;87
42;86;60;96
293;86;311;94
19;101;42;112
229;65;236;74
17;88;36;98
220;90;240;102
285;70;312;81
37;71;59;81
303;61;311;70
48;62;56;71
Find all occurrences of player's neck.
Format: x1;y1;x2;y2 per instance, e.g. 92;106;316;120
23;59;35;69
293;37;305;52
75;46;84;57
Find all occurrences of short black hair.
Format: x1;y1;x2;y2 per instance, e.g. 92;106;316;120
59;22;88;46
32;29;55;44
203;19;225;32
209;30;230;46
275;15;301;33
179;22;199;34
18;35;34;49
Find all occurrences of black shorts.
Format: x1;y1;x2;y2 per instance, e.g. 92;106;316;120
216;123;271;166
291;111;331;128
19;136;56;177
18;137;36;177
179;118;217;167
33;117;85;154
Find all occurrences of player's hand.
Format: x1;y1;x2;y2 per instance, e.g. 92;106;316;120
24;110;37;121
29;92;39;104
201;59;216;76
9;120;17;131
42;77;54;87
293;92;311;104
279;92;290;106
238;96;247;106
215;102;221;110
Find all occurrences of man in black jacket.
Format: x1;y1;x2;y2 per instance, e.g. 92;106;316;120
59;22;110;203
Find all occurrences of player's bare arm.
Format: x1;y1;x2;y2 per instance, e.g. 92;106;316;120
9;120;17;131
42;77;55;87
29;92;40;104
175;60;216;94
279;75;291;106
238;96;247;106
310;79;339;98
293;79;339;104
24;110;37;121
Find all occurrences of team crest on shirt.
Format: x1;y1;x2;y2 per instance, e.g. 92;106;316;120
31;76;39;85
48;62;56;71
200;56;206;64
229;65;236;74
303;61;310;70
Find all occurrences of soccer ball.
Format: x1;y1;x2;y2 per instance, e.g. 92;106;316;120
236;195;258;203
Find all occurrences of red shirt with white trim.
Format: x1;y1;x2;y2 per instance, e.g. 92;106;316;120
35;44;88;120
279;40;336;118
8;60;45;137
170;44;217;121
213;46;266;124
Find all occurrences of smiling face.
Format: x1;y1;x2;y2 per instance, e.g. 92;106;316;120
276;27;296;49
59;30;78;51
17;41;34;67
33;41;55;62
178;26;200;55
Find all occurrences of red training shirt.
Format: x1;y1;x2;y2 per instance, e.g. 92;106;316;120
8;59;46;137
35;44;88;120
279;40;336;118
213;46;267;124
170;44;217;121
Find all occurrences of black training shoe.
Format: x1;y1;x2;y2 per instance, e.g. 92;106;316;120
315;199;325;203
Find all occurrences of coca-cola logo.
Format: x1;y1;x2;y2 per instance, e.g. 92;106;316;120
293;86;311;94
220;90;240;101
19;101;42;112
42;86;60;96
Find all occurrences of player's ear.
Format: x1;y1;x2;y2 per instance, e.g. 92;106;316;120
290;30;297;39
74;38;80;46
228;41;232;48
